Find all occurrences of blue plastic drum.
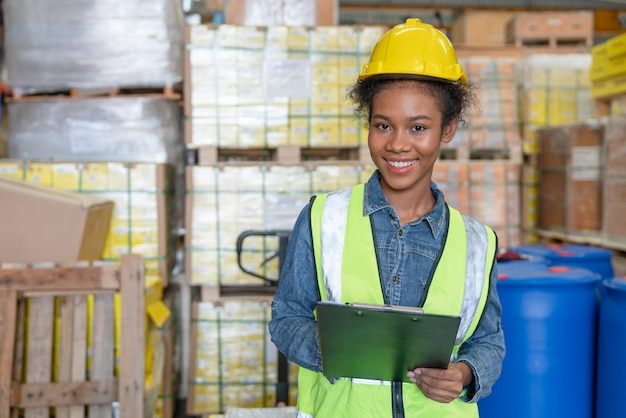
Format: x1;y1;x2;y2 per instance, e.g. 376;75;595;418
596;277;626;418
512;243;614;279
479;266;601;418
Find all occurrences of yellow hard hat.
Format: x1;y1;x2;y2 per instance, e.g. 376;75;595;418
359;18;467;85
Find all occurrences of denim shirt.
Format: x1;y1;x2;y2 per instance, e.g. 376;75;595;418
269;171;505;402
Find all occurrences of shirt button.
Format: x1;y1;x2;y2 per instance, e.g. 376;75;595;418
392;275;398;283
398;229;403;236
390;213;396;219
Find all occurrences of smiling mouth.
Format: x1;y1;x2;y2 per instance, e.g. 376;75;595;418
387;160;417;168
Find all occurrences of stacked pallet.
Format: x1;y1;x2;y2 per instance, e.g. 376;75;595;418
1;2;185;416
506;11;594;49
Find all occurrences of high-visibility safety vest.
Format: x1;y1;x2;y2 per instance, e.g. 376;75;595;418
297;184;497;418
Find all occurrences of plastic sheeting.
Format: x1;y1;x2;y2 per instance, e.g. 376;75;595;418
226;407;298;418
7;97;183;164
3;0;184;92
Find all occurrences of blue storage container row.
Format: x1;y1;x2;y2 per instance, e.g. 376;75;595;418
479;243;625;418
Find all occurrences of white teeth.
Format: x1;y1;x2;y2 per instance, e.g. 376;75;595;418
388;160;416;168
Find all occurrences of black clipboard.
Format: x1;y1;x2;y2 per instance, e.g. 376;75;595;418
316;301;461;383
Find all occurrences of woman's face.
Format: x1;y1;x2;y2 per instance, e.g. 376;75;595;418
368;81;457;199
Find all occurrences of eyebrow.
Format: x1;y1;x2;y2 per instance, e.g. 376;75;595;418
371;114;434;122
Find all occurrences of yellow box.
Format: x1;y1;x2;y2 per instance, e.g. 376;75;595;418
0;160;24;179
188;24;216;46
24;163;54;186
340;120;359;146
311;26;340;50
216;24;239;48
338;26;359;50
607;32;626;59
309;117;339;146
266;26;289;49
287;27;310;50
236;26;266;49
311;103;340;116
312;65;339;85
339;56;360;85
592;42;610;62
289;117;309;146
51;163;81;190
311;84;341;104
81;163;109;190
289;99;310;116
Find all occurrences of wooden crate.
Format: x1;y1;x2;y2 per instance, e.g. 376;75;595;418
0;255;145;418
507;11;593;48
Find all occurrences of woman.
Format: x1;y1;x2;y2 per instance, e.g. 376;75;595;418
269;18;505;418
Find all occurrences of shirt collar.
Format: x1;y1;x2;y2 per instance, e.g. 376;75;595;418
362;170;447;238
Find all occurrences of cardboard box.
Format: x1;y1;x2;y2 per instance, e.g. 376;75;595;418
450;10;515;46
537;122;604;234
603;116;626;244
0;176;113;263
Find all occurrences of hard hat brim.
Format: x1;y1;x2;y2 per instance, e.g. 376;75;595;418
358;73;468;87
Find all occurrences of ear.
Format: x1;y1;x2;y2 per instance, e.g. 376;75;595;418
441;117;458;144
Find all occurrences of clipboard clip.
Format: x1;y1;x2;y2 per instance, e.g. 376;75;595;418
346;302;425;317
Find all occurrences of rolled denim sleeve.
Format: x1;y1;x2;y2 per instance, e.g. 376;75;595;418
456;260;506;402
268;203;323;372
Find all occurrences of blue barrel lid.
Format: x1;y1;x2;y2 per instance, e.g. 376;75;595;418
512;243;613;261
497;265;601;286
548;244;613;261
602;277;626;291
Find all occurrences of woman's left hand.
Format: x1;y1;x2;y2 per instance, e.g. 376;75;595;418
407;362;472;403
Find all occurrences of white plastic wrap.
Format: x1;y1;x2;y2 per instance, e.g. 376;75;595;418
7;97;183;164
226;407;298;418
3;0;184;92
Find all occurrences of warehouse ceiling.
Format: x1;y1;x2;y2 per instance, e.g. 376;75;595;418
339;0;626;8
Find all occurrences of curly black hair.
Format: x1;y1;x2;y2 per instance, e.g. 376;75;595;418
346;76;479;130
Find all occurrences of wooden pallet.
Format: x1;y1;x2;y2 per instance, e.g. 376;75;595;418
186;144;372;166
0;255;145;418
6;86;182;103
439;144;523;164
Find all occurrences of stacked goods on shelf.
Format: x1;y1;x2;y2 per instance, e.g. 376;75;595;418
506;10;593;49
3;0;183;95
536;122;604;236
590;33;626;121
602;116;626;247
184;24;386;148
187;298;300;415
520;54;593;154
518;54;593;242
432;161;521;249
6;98;183;164
225;0;336;26
185;161;376;286
451;56;521;159
185;159;520;289
0;160;176;285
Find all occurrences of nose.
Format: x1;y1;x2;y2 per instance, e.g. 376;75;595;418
386;130;412;152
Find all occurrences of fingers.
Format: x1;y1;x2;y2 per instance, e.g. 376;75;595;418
407;367;465;404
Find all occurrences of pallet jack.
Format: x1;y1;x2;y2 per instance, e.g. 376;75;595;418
234;229;292;406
